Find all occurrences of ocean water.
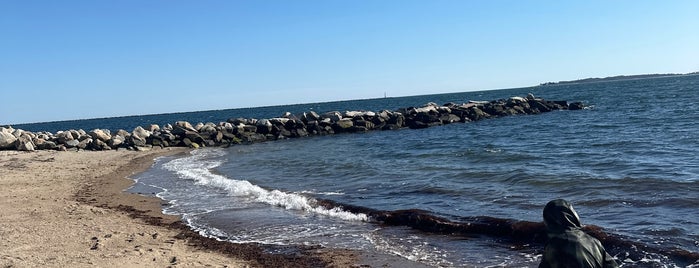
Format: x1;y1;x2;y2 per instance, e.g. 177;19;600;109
38;75;699;267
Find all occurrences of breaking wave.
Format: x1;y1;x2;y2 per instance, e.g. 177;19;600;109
162;149;368;222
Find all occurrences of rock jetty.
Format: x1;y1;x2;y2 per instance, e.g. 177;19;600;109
0;95;585;152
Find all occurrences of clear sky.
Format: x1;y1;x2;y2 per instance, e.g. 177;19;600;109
2;1;698;124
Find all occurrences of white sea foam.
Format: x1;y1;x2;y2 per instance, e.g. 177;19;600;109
163;149;368;222
299;190;345;196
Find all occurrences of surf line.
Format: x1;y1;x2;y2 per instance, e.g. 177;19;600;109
314;198;699;266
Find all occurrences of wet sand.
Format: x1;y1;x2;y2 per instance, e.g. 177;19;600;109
0;148;428;267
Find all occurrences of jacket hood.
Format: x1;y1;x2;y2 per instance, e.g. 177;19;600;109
543;199;582;232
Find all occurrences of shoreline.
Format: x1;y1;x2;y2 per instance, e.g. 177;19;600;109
77;147;360;268
0;147;424;267
1;148;252;267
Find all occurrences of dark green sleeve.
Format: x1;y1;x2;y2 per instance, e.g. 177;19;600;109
602;251;619;268
538;244;556;268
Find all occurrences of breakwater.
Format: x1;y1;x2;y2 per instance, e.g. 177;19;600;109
0;94;584;152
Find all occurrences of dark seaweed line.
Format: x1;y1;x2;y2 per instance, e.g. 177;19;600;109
314;197;699;266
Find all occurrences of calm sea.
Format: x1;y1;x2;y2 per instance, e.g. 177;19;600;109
25;76;699;267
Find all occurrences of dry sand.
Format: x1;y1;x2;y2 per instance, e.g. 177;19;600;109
0;148;249;267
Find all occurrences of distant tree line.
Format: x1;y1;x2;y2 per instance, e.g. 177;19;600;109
539;71;699;86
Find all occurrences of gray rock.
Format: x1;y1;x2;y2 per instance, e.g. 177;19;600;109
354;120;375;130
440;114;461;124
335;118;354;129
222;122;234;132
0;127;18;149
227;118;249;125
116;129;130;138
88;129;111;142
65;139;80;148
11;129;24;139
177;121;197;131
242;125;257;133
194;122;205;132
199;124;217;135
91;139;111;150
466;107;490;121
69;130;81;140
181;138;199;148
148;124;161;132
304;111;321;122
56;131;74;144
184;131;205;143
256;119;273;134
527;99;552;113
16;136;35;151
172;121;197;135
132;126;151;140
568;102;585;110
323;111;342;122
388;113;405;127
214;131;224;143
108;135;125;148
36;140;58;150
77;138;92;150
37;133;52;140
240;132;266;143
294;128;309;137
343;111;366;118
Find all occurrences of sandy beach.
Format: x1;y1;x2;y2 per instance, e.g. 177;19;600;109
0;148;248;267
0;148;369;268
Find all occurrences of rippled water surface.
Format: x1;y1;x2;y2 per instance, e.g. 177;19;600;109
127;76;699;267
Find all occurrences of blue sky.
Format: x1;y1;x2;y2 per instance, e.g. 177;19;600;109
2;1;698;124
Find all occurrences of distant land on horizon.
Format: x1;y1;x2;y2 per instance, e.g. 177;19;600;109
538;71;699;86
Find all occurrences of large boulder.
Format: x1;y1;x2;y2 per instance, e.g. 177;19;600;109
184;131;205;144
387;112;405;127
148;124;161;132
568;102;585;110
35;139;58;150
88;129;111;142
64;139;80;148
240;132;266;143
172;121;197;135
194;122;205;132
353;119;375;130
15;136;35;151
465;107;490;121
116;129;130;138
77;138;92;150
108;135;126;148
90;139;111;151
527;99;552;113
129;135;147;147
0;127;18;149
54;131;71;144
256;119;273;134
332;118;354;132
200;123;217;134
439;114;461;124
322;111;342;122
132;126;151;140
302;111;321;122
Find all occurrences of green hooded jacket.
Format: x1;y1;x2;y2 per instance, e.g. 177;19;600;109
539;199;619;268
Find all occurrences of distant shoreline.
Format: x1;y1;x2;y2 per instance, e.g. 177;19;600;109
538;72;699;86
